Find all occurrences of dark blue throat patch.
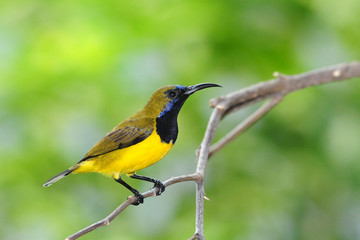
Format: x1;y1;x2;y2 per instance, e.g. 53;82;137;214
156;85;188;143
156;107;179;144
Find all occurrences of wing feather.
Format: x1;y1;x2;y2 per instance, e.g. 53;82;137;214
80;118;154;162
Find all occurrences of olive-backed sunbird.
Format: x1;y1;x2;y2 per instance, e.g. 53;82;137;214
43;83;220;205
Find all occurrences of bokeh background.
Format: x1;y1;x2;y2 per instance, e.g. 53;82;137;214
1;0;360;239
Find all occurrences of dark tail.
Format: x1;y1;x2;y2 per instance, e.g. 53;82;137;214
42;167;77;187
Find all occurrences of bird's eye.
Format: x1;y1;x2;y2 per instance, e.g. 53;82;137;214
168;91;177;99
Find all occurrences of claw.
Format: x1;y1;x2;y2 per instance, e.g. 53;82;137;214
153;180;166;196
131;191;144;206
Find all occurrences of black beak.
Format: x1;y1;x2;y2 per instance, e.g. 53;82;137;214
185;83;222;95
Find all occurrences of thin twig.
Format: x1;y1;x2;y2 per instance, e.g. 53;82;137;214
209;95;283;157
193;106;224;239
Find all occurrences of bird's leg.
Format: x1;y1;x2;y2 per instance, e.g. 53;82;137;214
114;177;144;205
130;174;166;196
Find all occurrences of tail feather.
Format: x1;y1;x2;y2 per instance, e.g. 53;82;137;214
42;167;77;187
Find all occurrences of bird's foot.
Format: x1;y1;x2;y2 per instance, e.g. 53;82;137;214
153;180;166;196
130;191;144;206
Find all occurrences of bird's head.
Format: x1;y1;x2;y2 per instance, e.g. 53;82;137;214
142;83;221;118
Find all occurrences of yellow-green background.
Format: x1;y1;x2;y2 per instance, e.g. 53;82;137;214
1;0;360;239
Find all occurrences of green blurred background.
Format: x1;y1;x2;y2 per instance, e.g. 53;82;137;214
1;0;360;239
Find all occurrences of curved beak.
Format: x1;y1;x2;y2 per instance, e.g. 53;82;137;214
185;83;222;95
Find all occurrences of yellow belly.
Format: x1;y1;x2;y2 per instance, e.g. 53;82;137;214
73;131;173;178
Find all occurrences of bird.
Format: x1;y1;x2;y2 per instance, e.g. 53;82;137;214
43;83;221;205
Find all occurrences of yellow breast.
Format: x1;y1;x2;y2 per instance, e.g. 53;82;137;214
73;129;173;178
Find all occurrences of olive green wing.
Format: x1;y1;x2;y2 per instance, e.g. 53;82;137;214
80;118;154;162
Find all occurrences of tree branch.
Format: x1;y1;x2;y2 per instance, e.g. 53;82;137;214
194;106;224;240
190;61;360;239
65;173;202;240
65;61;360;240
210;61;360;116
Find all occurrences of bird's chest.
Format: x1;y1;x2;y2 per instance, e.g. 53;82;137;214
155;114;178;144
92;130;173;177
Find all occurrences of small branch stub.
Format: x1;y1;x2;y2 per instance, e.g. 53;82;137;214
333;69;341;77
